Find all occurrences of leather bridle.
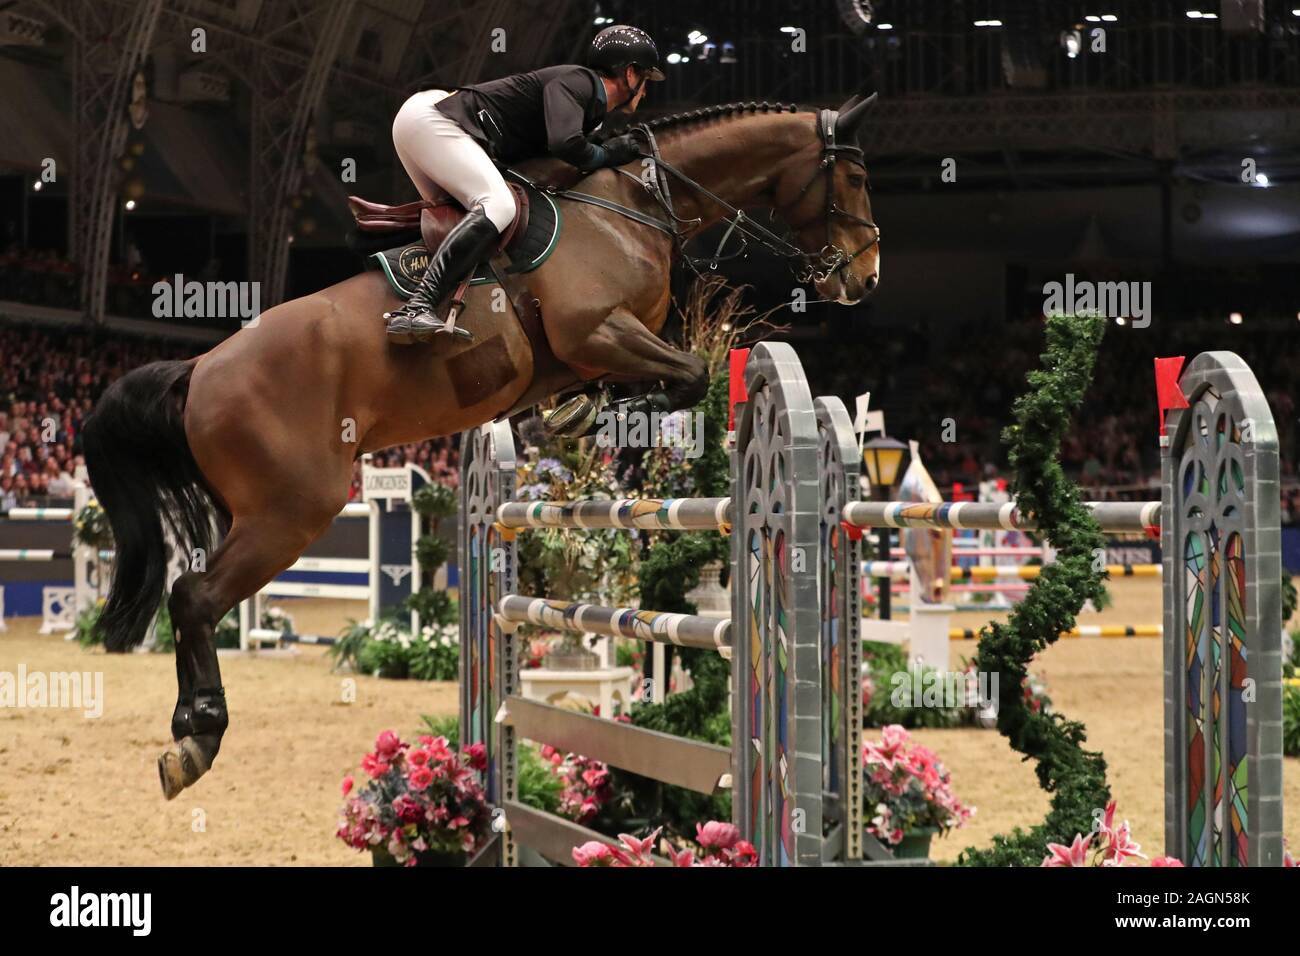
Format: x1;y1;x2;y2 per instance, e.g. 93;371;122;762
625;108;881;285
785;108;882;284
518;107;880;289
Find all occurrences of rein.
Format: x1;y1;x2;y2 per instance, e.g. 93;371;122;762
513;108;880;285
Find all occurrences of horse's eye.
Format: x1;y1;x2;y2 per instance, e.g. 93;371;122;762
848;176;865;189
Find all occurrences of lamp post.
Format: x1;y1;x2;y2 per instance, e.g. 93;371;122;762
862;435;908;621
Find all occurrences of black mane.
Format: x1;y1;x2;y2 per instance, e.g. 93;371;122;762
643;101;803;132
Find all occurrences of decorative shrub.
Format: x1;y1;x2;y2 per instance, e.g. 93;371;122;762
74;605;104;649
516;741;565;815
331;617;459;680
958;314;1113;867
946;658;1052;728
72;500;113;551
861;641;964;729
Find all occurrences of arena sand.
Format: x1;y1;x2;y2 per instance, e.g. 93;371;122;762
0;580;1295;866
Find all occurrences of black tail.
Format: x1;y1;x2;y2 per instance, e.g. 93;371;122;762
82;360;223;652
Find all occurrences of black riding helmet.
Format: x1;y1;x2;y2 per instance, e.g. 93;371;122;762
588;24;667;82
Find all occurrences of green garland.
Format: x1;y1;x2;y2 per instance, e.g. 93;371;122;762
958;313;1112;867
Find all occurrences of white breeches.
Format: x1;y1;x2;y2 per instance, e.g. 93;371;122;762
392;89;517;234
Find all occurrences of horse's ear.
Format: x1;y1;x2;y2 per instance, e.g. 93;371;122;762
837;83;874;113
835;91;878;142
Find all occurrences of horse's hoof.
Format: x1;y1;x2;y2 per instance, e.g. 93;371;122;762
158;737;211;800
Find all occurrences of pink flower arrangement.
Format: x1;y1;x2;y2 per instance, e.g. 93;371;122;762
572;822;758;867
524;637;552;669
1042;801;1166;867
540;744;613;824
1045;808;1299;868
862;724;972;845
336;730;492;866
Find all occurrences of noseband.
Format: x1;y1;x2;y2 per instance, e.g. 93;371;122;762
787;109;882;284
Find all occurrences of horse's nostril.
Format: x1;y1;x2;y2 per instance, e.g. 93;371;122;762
864;274;879;292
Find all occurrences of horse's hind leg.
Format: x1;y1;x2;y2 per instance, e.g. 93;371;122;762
159;512;331;799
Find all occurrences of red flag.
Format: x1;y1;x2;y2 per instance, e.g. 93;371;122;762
1153;356;1189;437
728;348;750;431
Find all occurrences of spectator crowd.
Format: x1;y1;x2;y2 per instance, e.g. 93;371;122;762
802;311;1299;512
0;321;458;511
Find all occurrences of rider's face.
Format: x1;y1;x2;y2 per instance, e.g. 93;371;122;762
623;67;647;111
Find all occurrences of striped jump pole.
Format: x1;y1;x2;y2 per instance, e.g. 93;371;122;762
497;595;732;654
843;499;1161;534
863;561;1161;580
496;497;731;532
950;624;1164;640
1;507;75;521
897;546;1047;555
889;582;1029;590
0;548;114;562
0;549;63;561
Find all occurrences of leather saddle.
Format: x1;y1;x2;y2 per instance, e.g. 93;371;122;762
347;182;531;257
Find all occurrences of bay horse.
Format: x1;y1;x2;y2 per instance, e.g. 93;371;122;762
83;93;881;799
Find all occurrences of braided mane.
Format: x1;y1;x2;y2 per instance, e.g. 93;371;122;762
643;101;803;132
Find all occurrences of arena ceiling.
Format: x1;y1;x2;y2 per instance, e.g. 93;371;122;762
1;0;1298;319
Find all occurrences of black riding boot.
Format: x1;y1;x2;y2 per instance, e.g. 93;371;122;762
385;204;500;345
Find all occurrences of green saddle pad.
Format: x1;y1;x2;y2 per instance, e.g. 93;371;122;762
370;181;561;299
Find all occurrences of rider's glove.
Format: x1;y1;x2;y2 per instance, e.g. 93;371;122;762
600;134;643;167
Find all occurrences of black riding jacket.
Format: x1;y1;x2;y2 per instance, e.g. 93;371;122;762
435;65;611;170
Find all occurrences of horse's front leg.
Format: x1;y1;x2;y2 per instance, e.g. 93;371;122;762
544;308;709;437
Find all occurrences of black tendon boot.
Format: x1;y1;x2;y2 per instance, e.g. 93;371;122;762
385;204;501;345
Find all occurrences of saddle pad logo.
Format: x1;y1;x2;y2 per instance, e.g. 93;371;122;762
398;247;429;281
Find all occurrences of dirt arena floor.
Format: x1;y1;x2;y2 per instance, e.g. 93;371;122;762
1;580;1296;866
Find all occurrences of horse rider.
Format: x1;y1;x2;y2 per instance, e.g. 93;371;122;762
383;24;666;345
